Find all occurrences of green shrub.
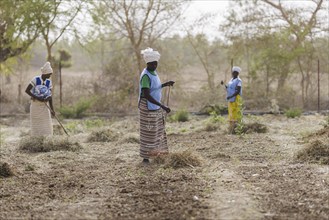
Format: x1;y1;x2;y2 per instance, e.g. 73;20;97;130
75;99;93;118
59;98;94;119
58;106;76;118
84;119;104;129
169;110;189;122
204;111;225;131
285;108;302;118
233;122;268;135
199;104;228;115
234;121;246;136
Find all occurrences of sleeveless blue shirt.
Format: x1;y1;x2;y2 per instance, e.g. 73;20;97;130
227;77;242;102
138;69;162;110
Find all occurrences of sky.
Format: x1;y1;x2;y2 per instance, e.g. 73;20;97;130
183;0;328;39
183;1;231;39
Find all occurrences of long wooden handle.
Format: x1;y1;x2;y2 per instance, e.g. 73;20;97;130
44;103;69;136
166;86;171;106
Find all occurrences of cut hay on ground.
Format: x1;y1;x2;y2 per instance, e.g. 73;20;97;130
87;129;119;142
19;136;81;153
296;139;329;165
233;122;268;134
120;133;140;144
0;162;14;177
313;127;329;138
154;150;203;169
204;122;220;132
245;122;268;133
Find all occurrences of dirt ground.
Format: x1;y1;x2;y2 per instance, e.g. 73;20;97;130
0;113;328;220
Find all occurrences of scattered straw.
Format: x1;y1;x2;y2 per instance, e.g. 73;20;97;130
19;136;81;153
236;122;268;134
313;127;329;138
245;122;268;133
296;139;329;165
120;133;140;144
87;129;119;142
153;154;167;164
204;122;220;132
0;162;14;177
167;151;203;168
154;150;203;169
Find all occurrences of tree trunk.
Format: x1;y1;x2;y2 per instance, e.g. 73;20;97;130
276;65;290;94
301;73;305;108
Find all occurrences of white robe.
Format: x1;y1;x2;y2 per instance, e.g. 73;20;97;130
30;101;53;136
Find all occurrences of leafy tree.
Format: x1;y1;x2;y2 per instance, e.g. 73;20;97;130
36;0;83;64
221;0;328;107
90;0;189;73
0;0;43;63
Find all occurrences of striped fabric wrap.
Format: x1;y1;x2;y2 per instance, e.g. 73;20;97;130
30;101;53;136
139;98;168;159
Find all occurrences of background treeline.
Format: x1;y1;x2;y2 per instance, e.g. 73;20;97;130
1;0;328;115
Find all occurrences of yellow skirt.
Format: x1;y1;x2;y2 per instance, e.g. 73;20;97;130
228;95;242;122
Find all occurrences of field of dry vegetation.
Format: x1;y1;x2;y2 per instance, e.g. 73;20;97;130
0;112;328;219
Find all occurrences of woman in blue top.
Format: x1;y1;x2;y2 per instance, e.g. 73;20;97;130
221;66;243;134
25;62;55;136
138;48;174;163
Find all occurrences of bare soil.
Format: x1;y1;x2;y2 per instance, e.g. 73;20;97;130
0;114;328;220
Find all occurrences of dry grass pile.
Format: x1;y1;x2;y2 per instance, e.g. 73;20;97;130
120;133;140;144
0;162;14;177
238;122;268;134
313;126;329;138
87;128;119;142
246;122;268;133
53;125;65;135
296;139;329;165
154;150;203;169
204;122;221;132
19;136;81;153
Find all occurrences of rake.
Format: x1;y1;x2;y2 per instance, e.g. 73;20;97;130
44;103;69;136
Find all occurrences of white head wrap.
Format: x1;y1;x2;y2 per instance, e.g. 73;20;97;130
41;62;53;74
232;66;241;73
141;47;161;63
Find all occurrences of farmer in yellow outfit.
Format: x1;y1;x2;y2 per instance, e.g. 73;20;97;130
221;66;243;134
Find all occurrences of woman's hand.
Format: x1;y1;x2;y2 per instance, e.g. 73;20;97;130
44;96;51;102
162;81;175;87
161;105;171;113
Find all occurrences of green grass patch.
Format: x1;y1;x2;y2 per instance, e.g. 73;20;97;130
204;111;225;131
199;104;228;115
84;119;104;129
169;110;189;122
59;98;94;119
284;108;302;118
